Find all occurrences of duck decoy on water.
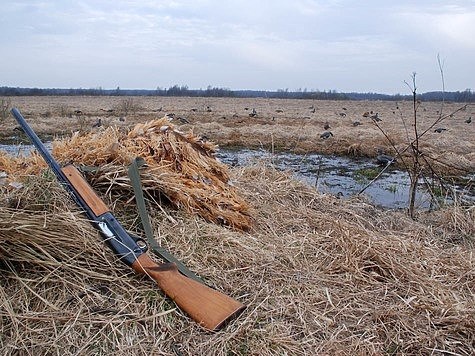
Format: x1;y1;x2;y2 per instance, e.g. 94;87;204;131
376;149;396;166
434;127;447;133
320;131;333;139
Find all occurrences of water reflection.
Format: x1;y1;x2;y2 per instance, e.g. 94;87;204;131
216;148;473;210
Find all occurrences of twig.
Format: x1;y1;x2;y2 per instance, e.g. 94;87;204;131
357;160;393;195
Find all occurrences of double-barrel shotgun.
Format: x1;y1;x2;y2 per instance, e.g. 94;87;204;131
10;107;245;331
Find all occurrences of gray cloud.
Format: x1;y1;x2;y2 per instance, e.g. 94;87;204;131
1;0;474;93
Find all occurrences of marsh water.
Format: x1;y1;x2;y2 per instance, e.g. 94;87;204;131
1;144;473;210
216;148;474;210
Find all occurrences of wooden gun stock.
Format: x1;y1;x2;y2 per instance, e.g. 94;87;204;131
132;254;245;330
61;164;245;330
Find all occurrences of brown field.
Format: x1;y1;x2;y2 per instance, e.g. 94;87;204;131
1;96;474;355
2;95;474;175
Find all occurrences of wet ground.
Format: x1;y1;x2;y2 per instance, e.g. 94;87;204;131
1;144;473;210
216;148;475;210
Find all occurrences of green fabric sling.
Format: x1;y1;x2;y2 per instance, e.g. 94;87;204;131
127;157;204;283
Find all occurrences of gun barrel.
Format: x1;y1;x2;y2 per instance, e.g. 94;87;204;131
11;108;65;182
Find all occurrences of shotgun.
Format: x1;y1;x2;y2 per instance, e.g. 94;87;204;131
10;107;245;331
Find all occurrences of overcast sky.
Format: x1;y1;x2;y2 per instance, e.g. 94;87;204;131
1;1;474;94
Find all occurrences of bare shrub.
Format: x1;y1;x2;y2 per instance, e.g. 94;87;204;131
116;98;141;116
0;98;11;121
369;66;469;218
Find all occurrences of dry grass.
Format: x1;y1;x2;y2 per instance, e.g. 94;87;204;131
1;118;253;231
2;96;474;174
1;96;474;354
1;159;474;355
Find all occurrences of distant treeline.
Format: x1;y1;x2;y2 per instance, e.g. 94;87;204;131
1;85;474;102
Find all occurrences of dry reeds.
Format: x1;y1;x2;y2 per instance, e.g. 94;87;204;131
1;159;474;355
1;118;253;231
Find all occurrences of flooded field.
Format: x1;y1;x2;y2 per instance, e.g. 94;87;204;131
1;96;474;178
1;141;473;210
1;96;473;210
217;148;475;210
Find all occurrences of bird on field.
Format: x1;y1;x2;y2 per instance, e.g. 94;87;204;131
198;135;210;143
376;148;396;166
320;131;333;139
339;112;347;117
324;122;331;130
249;108;257;117
176;116;190;124
434;127;447;133
352;121;362;127
92;118;102;128
370;113;381;122
465;116;472;124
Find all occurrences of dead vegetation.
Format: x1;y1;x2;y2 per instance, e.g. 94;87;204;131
1;118;253;231
0;97;474;354
1;96;474;175
0;160;474;355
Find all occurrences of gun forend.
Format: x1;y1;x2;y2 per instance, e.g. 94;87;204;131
61;164;109;217
132;254;245;331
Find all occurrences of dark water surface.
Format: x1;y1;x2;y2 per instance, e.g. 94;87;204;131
216;148;474;210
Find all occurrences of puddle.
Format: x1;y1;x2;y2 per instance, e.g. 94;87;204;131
0;143;41;156
216;148;474;210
